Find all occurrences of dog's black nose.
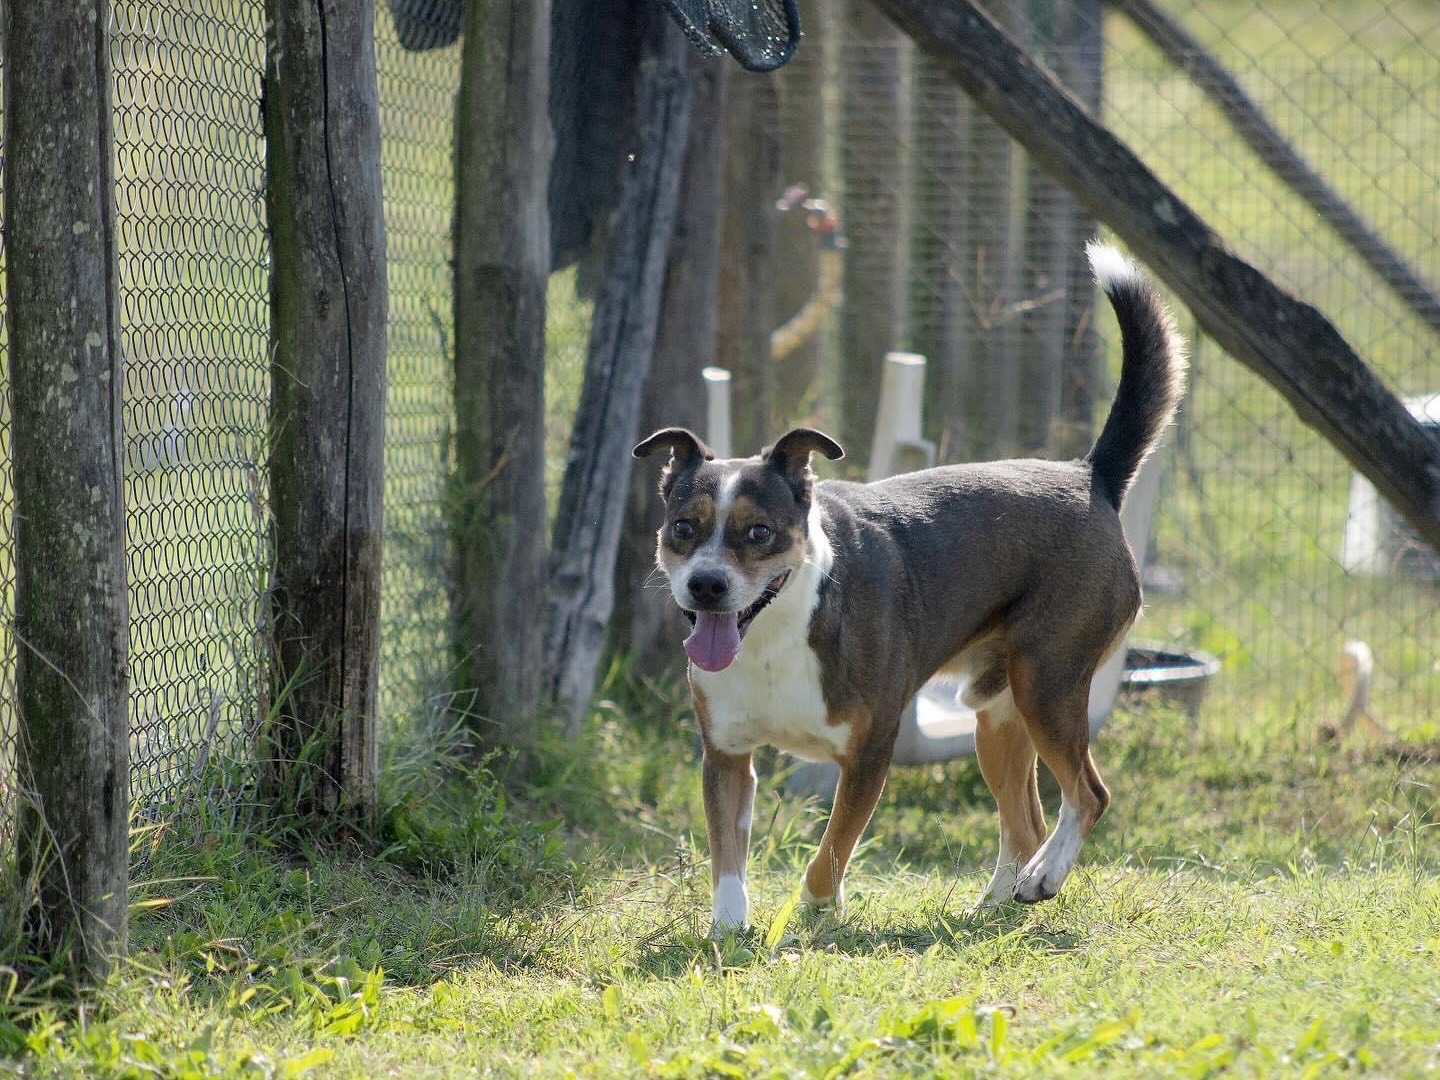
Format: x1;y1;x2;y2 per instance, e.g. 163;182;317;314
689;571;730;606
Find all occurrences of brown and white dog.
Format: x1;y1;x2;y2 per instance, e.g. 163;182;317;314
633;243;1186;933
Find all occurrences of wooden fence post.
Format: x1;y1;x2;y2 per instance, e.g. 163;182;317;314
718;68;781;455
839;0;914;462
4;0;130;977
263;0;387;822
451;0;551;760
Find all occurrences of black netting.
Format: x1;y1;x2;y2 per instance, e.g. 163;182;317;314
385;0;461;52
661;0;800;72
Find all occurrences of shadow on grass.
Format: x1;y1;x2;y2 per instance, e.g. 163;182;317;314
629;897;1080;980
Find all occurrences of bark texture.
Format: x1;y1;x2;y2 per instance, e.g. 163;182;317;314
546;20;694;724
5;0;130;977
263;0;387;820
452;0;552;758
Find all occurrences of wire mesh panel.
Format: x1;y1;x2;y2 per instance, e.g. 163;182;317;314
111;1;270;810
371;5;465;737
822;0;1440;735
1102;5;1440;731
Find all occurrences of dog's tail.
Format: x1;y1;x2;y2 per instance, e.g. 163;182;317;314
1084;242;1188;510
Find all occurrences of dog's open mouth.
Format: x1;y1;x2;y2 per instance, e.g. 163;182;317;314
683;569;792;673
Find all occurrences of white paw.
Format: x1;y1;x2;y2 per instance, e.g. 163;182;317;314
1013;798;1084;904
976;861;1021;908
710;875;749;935
1013;856;1065;904
800;881;843;912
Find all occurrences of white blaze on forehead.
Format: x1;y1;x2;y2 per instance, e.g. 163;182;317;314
705;468;744;550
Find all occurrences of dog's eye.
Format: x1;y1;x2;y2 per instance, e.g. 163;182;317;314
746;523;773;544
672;518;696;541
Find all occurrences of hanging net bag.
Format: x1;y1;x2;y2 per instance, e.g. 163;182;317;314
660;0;801;72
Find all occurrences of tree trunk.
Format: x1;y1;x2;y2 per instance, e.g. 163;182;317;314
965;0;1024;460
5;0;130;977
545;19;694;725
839;0;913;462
264;0;387;823
773;0;830;425
614;53;727;674
869;0;1440;555
1020;0;1102;458
451;0;551;761
911;58;977;460
718;70;782;454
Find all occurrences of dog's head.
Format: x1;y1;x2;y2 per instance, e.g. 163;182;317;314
633;426;844;672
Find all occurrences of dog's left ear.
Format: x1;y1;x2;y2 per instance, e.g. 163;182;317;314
634;427;714;502
763;427;844;499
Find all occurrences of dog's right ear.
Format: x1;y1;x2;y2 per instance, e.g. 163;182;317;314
633;427;714;500
632;427;714;462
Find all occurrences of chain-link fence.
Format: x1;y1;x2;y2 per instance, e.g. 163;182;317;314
796;0;1440;732
1;0;1437;848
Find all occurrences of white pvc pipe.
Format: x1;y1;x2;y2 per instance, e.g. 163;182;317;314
702;366;732;459
867;352;930;481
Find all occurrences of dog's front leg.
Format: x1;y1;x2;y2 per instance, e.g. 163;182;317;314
801;744;890;913
702;747;756;935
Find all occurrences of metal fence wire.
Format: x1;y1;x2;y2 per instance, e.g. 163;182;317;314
821;0;1440;732
0;0;1438;840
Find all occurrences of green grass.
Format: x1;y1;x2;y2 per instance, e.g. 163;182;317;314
3;1;1440;1073
3;681;1436;1077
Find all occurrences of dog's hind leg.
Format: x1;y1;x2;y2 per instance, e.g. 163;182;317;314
973;692;1046;906
1008;657;1110;904
801;734;890;913
704;748;757;934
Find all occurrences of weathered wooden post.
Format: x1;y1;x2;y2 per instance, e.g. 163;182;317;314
263;0;387;821
451;0;551;760
5;0;130;976
1022;0;1102;458
839;0;913;462
718;68;781;455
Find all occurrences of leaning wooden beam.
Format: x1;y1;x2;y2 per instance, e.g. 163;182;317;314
1112;0;1440;341
5;0;130;977
263;0;387;822
615;50;727;672
545;18;694;726
868;0;1440;554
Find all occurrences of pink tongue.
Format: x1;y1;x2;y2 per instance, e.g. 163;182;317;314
684;611;742;672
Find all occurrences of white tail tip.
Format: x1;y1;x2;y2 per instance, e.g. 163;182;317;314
1087;240;1144;293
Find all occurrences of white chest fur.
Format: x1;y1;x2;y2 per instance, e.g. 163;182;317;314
691;503;850;762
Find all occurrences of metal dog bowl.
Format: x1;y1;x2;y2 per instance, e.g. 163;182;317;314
1119;644;1221;717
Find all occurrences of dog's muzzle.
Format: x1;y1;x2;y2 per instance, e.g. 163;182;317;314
682;569;791;673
